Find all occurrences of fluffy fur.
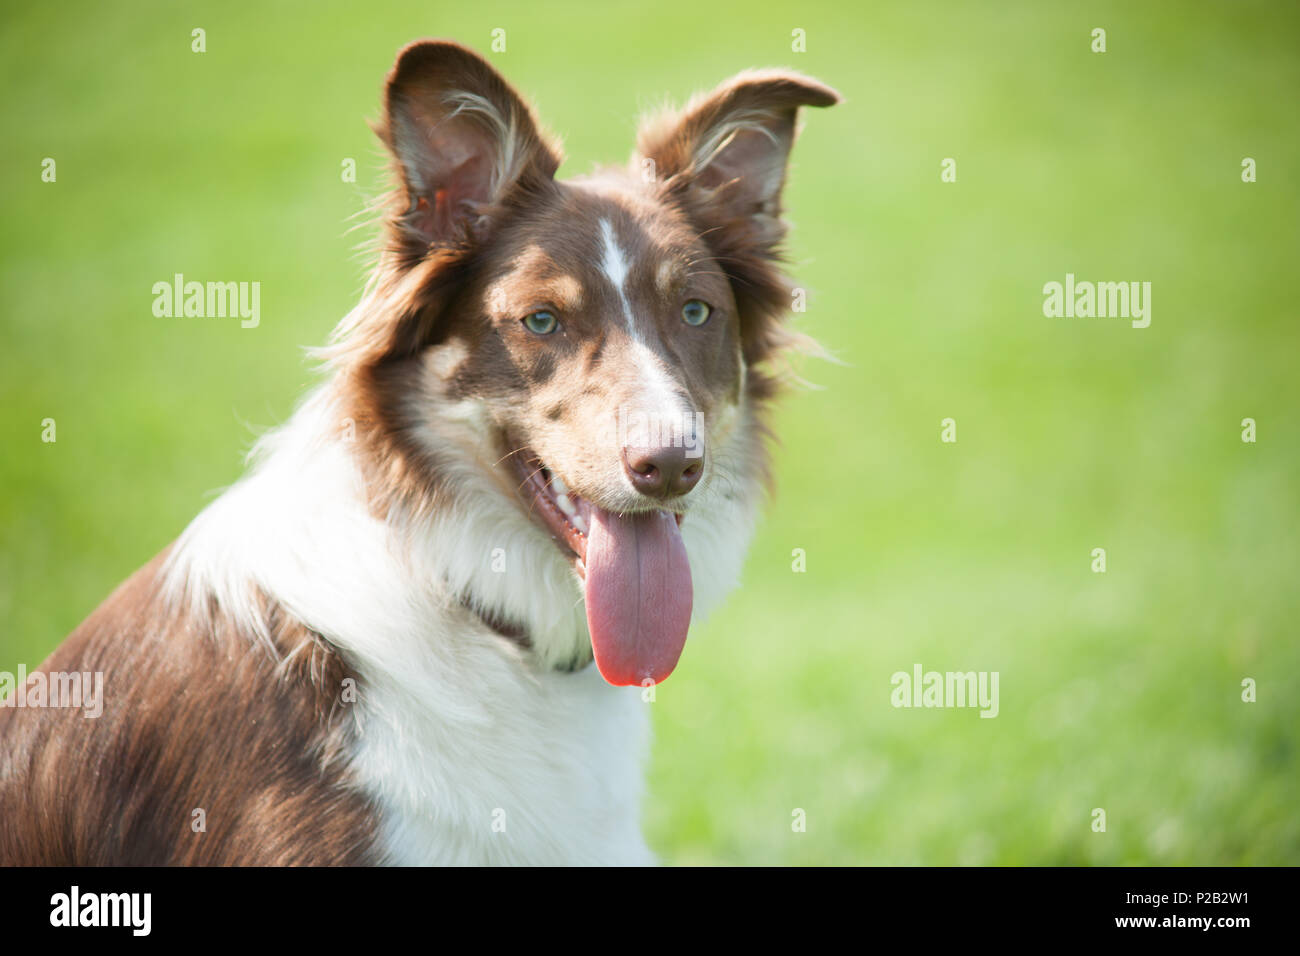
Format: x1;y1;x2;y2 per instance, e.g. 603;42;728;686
0;40;836;866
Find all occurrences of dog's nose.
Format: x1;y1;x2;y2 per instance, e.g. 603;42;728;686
622;445;703;499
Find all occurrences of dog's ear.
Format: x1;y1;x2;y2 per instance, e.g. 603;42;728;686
379;40;561;251
637;70;839;253
637;72;838;370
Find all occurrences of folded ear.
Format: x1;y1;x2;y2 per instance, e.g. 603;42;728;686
379;40;561;251
637;70;839;250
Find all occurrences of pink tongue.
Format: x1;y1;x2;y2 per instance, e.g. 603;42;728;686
584;508;693;687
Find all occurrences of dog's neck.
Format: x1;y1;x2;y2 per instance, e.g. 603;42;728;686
165;374;763;681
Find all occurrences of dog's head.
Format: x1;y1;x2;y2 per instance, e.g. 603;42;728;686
331;41;837;685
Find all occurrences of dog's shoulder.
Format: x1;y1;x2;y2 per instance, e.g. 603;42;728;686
0;548;379;866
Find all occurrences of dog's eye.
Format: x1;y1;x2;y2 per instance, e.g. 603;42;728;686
522;310;558;335
682;300;712;326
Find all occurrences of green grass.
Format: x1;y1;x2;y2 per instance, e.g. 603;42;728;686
2;0;1297;864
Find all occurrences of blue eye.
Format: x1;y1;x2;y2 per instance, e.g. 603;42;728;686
523;310;558;335
682;300;712;326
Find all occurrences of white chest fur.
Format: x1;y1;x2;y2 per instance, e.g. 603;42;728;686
356;655;654;865
164;386;756;865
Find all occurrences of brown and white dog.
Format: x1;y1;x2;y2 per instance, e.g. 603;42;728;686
0;41;837;865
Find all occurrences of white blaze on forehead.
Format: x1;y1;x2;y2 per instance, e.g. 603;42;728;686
597;219;695;462
599;219;631;293
598;217;639;337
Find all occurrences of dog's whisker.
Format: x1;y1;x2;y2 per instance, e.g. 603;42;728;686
492;445;533;468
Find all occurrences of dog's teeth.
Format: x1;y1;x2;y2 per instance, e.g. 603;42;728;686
551;475;569;496
572;513;588;535
556;493;576;517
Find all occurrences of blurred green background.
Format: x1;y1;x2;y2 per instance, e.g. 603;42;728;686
2;1;1297;864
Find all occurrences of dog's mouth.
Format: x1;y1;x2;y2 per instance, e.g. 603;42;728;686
507;448;693;687
511;451;596;573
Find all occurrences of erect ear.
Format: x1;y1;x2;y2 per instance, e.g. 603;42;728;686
637;70;839;250
379;40;561;251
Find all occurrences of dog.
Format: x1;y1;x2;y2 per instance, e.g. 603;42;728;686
0;40;837;865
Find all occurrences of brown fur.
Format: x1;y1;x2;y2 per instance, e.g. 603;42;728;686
0;550;377;865
327;42;839;521
0;40;837;866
